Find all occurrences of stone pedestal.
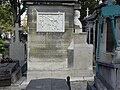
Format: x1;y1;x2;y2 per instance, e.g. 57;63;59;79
67;32;93;77
73;33;93;77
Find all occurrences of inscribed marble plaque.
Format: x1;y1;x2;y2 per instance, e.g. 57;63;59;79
37;12;65;32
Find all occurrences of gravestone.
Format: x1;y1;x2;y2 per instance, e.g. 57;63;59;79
27;0;79;81
9;23;25;64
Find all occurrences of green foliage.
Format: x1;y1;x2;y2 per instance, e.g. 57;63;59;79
0;38;5;54
0;0;13;33
78;0;97;21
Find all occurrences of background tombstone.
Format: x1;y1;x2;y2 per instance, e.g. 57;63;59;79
9;23;26;65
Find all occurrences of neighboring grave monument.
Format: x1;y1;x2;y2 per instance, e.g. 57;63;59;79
9;23;26;65
68;10;93;77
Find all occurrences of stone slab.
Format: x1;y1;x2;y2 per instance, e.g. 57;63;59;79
73;44;93;70
0;62;19;74
27;69;93;82
26;78;69;90
9;42;25;61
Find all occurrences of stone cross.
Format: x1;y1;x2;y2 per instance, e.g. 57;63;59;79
86;8;89;17
13;23;22;42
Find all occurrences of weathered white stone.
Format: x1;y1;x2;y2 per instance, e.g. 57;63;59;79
73;33;87;44
73;44;93;70
67;32;93;77
73;32;93;76
37;12;65;32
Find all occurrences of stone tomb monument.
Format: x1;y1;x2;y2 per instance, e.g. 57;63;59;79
27;0;93;81
27;0;75;81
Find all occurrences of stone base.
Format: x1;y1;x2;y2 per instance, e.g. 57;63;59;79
27;69;93;82
73;44;93;70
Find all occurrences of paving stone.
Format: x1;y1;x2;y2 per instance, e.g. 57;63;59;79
26;78;69;90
